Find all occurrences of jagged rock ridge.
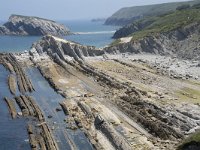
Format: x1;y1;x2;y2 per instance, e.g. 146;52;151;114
32;21;200;62
0;15;71;36
31;35;104;62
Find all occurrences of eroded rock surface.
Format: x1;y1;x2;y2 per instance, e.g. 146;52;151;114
13;35;200;150
32;35;104;61
0;15;70;36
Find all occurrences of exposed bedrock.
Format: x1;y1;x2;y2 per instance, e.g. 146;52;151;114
31;35;104;62
15;95;58;150
26;34;200;149
32;22;200;62
95;115;132;150
4;97;17;119
112;20;153;39
106;23;200;60
0;14;71;36
75;61;192;141
0;53;34;94
60;99;132;150
8;74;16;95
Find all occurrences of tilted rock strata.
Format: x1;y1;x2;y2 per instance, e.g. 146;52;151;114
0;53;34;94
31;19;200;63
106;23;200;60
24;34;200;149
31;35;104;62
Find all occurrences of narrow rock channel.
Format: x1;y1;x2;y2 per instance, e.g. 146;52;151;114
26;67;94;150
0;65;31;150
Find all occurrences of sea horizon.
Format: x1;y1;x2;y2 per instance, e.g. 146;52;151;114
0;20;118;52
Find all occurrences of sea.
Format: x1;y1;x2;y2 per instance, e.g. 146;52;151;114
0;20;118;52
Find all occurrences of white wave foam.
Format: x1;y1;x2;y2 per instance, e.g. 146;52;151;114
75;31;116;35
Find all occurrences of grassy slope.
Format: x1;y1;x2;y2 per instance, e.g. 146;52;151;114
108;0;199;21
110;8;200;46
131;8;200;40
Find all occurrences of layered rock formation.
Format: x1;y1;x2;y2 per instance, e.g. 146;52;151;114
31;21;200;62
31;35;104;62
0;15;70;36
106;23;200;60
17;30;200;149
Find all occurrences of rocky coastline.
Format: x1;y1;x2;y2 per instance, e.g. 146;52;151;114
6;34;198;149
1;1;200;149
106;23;200;61
0;27;200;149
0;53;58;150
0;15;71;36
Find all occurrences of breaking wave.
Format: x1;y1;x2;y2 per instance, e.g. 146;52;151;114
75;31;116;35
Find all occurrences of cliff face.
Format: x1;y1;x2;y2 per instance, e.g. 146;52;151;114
112;18;154;39
31;35;104;62
112;23;140;39
106;23;200;60
0;15;70;36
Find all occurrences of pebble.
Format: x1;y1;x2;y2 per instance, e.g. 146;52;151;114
48;115;53;118
56;107;62;112
17;112;23;116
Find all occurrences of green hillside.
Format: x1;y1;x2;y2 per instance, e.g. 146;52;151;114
110;6;200;46
105;0;200;26
131;8;200;40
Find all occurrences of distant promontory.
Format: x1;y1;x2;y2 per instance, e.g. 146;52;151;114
0;14;71;36
91;18;106;22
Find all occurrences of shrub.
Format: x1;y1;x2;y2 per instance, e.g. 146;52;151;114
192;3;200;9
176;4;191;10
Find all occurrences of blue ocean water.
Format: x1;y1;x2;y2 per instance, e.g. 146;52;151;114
0;21;4;25
0;20;118;52
0;36;41;52
64;20;118;48
0;65;31;150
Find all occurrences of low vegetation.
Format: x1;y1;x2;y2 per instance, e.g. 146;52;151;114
178;132;200;150
110;38;121;46
176;87;200;104
105;0;200;25
130;8;200;40
111;3;200;44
